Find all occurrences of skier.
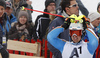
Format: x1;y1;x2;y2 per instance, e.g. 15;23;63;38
47;14;99;58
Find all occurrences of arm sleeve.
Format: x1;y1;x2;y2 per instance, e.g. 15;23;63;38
33;16;41;39
48;20;57;32
47;27;66;53
8;26;19;40
86;28;99;55
76;0;89;17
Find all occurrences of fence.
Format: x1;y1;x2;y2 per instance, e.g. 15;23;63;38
6;39;52;58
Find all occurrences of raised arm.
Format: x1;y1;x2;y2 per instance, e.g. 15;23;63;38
47;27;66;53
86;28;99;55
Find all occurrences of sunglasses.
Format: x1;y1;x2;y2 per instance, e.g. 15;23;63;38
70;30;82;36
69;4;78;7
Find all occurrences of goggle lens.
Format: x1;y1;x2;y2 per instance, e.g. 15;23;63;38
70;30;82;36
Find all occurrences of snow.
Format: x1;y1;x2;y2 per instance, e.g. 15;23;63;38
30;0;45;23
30;0;100;23
81;0;100;12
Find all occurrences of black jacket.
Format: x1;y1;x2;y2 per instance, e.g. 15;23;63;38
33;9;51;40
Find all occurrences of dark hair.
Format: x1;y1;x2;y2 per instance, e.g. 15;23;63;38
97;2;100;11
60;0;73;12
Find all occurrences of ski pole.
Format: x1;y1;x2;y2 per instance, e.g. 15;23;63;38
22;6;65;18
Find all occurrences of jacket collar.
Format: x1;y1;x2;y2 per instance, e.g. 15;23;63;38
62;11;69;18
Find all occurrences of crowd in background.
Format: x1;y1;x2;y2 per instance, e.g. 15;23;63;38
0;0;100;58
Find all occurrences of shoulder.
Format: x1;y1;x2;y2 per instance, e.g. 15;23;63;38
35;14;44;20
11;14;16;17
11;22;17;27
51;17;65;25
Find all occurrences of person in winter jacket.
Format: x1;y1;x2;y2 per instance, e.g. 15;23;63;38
5;1;17;25
10;0;32;23
0;0;10;58
8;10;34;41
84;12;100;58
96;3;100;58
87;12;100;58
33;0;56;40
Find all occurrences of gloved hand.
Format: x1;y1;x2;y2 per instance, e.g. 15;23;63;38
61;18;71;29
61;14;77;29
82;16;90;30
0;48;9;58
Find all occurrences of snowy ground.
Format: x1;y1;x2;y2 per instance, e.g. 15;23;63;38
30;0;100;23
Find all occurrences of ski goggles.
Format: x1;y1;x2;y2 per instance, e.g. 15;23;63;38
69;4;78;7
70;30;82;36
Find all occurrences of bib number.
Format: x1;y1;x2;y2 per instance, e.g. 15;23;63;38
70;46;82;58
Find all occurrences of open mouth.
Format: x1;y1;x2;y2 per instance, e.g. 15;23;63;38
72;34;78;39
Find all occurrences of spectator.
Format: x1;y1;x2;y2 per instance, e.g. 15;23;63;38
97;3;100;58
33;0;56;40
47;15;99;58
88;12;100;31
8;10;34;41
48;0;80;57
0;0;9;58
88;12;100;58
5;1;17;25
55;0;89;17
97;2;100;13
26;0;33;13
10;0;32;23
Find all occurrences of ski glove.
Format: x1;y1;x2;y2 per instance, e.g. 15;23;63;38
61;14;78;29
61;18;71;29
82;16;90;30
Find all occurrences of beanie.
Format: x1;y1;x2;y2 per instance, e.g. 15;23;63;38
88;12;100;22
18;11;29;19
45;0;55;8
0;0;6;9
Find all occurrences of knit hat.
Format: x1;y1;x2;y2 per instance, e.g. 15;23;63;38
88;12;100;22
18;11;29;19
45;0;55;8
0;0;6;9
5;1;12;9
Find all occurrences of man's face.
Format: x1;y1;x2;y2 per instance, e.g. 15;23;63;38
47;3;56;12
5;7;12;16
70;30;82;43
92;17;100;27
98;6;100;13
0;6;5;17
65;0;79;16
